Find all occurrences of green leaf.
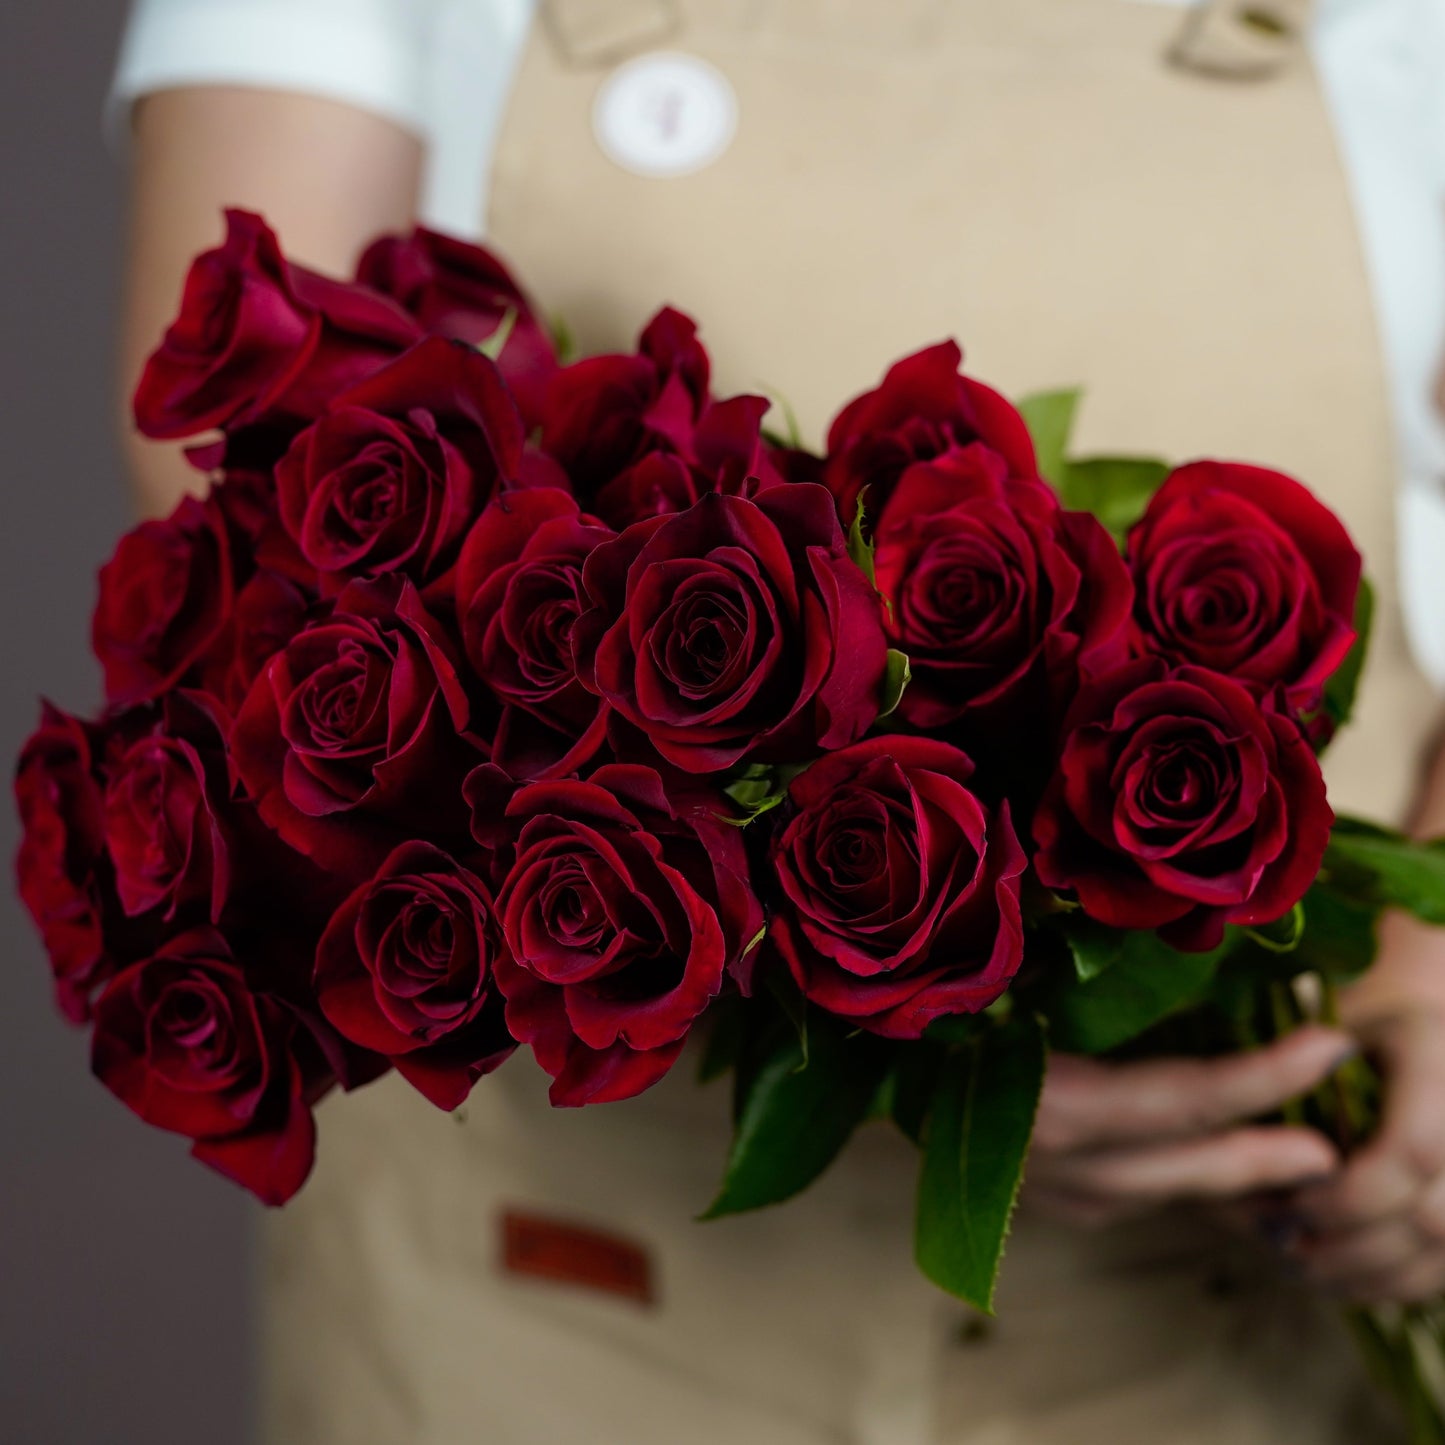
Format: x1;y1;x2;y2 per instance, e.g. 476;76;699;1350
1293;883;1381;982
476;306;518;361
1039;926;1235;1054
1321;578;1375;734
1017;388;1081;489
1244;901;1306;955
876;1043;945;1146
847;493;876;587
549;312;577;365
763;966;809;1069
1056;456;1170;539
1061;914;1127;983
697;994;747;1084
880;649;912;717
1324;820;1445;926
703;1011;892;1219
915;1014;1046;1314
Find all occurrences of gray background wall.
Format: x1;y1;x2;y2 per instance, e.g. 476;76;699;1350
1;7;252;1443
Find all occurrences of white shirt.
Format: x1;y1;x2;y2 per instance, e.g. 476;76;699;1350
111;0;1445;688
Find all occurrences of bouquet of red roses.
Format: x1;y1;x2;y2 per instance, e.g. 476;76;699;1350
17;211;1445;1438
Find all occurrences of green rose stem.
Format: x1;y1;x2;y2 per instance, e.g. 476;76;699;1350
1265;972;1445;1442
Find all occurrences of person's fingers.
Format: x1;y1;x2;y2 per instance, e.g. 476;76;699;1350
1027;1125;1340;1206
1326;1246;1445;1307
1020;1182;1132;1230
1295;1216;1423;1289
1035;1027;1356;1152
1294;1011;1445;1231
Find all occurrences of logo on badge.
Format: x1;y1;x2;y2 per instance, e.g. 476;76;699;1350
593;52;738;179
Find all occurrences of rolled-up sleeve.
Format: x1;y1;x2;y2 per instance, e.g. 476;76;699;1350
110;0;435;139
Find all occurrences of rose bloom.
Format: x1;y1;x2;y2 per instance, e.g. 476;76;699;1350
768;737;1026;1038
276;337;526;596
101;693;232;926
540;307;777;528
468;763;761;1106
14;704;113;1021
1033;659;1333;950
315;841;515;1109
356;227;559;427
232;577;479;879
1126;460;1362;713
92;492;236;706
872;444;1131;736
455;487;614;779
133;209;421;440
90;927;320;1205
822;340;1039;528
575;487;888;772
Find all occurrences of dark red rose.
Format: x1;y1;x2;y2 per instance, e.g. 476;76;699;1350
575;487;889;773
823;341;1039;528
232;577;478;879
468;763;761;1106
1126;461;1362;713
208;569;313;715
91;928;317;1205
133;209;421;440
456;488;613;779
15;704;112;1021
276;338;525;595
314;841;515;1109
356;227;558;427
101;693;232;925
873;445;1131;734
1033;659;1333;951
540;308;778;528
768;737;1026;1038
93;492;235;706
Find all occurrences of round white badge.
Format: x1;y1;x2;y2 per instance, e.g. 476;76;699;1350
593;52;738;179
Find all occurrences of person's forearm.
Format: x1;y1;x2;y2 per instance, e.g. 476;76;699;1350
120;86;423;518
1343;717;1445;1018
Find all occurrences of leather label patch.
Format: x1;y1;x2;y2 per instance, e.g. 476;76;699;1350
500;1210;656;1306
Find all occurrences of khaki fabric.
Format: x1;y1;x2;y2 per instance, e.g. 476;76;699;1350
263;2;1437;1441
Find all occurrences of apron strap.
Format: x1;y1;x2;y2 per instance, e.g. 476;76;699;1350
541;0;680;67
1168;0;1314;80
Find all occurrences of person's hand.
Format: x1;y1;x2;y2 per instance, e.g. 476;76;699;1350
1279;915;1445;1305
1024;1026;1354;1227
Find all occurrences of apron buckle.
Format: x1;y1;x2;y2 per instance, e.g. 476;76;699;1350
1168;0;1313;81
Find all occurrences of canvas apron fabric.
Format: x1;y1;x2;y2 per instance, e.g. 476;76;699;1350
261;2;1441;1441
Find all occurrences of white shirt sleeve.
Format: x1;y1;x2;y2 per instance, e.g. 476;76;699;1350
111;0;437;139
109;0;534;236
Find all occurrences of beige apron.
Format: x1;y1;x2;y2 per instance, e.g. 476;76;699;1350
262;2;1440;1441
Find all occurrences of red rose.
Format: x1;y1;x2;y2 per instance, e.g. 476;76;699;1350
468;763;761;1106
1126;461;1362;713
540;308;777;528
133;209;421;440
101;693;232;925
1033;659;1333;950
314;841;515;1109
873;445;1131;734
275;338;525;595
90;928;317;1205
232;577;478;879
575;487;889;773
768;737;1026;1038
455;488;613;779
93;493;236;706
355;227;558;427
15;704;113;1021
210;569;313;715
823;341;1039;527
